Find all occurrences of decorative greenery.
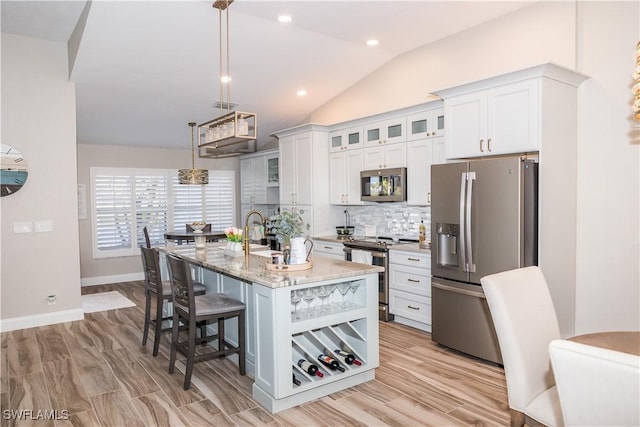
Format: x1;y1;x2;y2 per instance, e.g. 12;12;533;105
269;210;310;244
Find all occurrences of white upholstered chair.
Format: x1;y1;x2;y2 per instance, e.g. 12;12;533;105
481;266;563;427
549;339;640;427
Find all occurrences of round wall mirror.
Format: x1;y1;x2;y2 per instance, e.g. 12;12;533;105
1;144;28;197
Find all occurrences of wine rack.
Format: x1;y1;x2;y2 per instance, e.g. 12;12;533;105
291;320;367;387
252;273;379;413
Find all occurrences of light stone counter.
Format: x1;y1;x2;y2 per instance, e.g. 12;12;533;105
159;243;383;288
389;242;431;254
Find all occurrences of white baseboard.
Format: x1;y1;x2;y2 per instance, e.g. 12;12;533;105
81;272;145;287
0;308;85;332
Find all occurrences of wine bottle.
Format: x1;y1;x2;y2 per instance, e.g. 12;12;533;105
335;349;362;366
297;359;324;377
292;373;301;386
317;354;345;372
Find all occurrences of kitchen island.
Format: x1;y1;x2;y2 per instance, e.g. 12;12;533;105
159;243;383;413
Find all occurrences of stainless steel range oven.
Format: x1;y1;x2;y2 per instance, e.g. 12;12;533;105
343;237;413;322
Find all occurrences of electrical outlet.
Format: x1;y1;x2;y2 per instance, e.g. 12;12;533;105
47;294;56;305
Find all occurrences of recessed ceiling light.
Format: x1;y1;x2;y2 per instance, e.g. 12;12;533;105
221;75;231;84
296;89;307;97
278;15;292;23
366;39;379;46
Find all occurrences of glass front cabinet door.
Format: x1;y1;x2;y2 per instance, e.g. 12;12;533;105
406;108;444;141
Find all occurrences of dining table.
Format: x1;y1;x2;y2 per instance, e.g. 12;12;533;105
568;331;640;355
164;229;226;244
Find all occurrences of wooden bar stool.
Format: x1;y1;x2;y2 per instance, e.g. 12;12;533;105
140;247;207;357
165;253;246;390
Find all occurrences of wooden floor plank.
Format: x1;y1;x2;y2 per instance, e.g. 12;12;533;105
8;372;55;427
90;390;146;427
132;391;194;427
70;346;121;396
6;329;41;377
41;359;93;414
101;348;159;399
34;325;71;364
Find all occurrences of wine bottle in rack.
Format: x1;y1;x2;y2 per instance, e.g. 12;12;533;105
317;354;345;372
334;349;362;366
292;373;301;386
297;359;324;378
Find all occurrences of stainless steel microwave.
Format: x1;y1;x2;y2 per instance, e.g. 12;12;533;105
360;167;407;202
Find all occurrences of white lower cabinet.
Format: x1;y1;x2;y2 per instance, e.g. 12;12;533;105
251;274;379;413
312;240;345;260
389;249;431;332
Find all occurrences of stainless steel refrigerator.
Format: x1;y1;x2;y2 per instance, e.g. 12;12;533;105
430;156;538;364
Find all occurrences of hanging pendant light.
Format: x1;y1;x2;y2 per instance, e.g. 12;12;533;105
179;122;209;185
197;0;257;158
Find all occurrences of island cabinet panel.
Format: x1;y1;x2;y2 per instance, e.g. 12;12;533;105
251;274;380;413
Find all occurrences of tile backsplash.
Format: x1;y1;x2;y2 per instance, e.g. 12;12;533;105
344;204;431;241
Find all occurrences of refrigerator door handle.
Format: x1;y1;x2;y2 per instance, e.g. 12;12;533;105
432;281;486;299
459;172;467;272
466;171;476;273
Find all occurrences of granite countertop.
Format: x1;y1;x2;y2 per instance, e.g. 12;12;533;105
159;243;383;289
389;242;432;254
312;235;351;244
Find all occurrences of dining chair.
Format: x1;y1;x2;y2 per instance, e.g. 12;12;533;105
165;253;246;390
143;226;151;248
186;223;212;232
481;266;563;427
140;247;207;357
549;339;640;427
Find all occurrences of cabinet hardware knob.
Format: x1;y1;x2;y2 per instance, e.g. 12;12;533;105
408;305;420;310
324;246;332;249
407;278;420;283
407;257;420;261
480;139;484;152
487;138;492;152
427;192;431;204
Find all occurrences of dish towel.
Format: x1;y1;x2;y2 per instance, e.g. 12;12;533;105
351;249;373;265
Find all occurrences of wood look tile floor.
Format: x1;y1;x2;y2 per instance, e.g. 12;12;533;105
1;281;510;426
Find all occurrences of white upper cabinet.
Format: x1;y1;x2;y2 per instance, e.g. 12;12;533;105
240;155;267;205
442;79;539;159
363;143;407;170
406;108;445;141
406;137;445;206
363;117;406;147
329;149;363;205
329;126;363;152
279;132;313;206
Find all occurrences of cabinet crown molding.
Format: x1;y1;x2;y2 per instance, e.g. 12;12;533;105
434;63;589;99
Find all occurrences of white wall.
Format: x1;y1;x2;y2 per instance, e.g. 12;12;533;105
76;143;240;283
575;1;640;333
1;34;83;330
308;1;639;335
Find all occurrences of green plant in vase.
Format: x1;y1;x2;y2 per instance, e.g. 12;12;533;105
269;210;310;263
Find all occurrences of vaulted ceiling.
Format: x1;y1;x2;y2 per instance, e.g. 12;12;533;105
1;1;536;151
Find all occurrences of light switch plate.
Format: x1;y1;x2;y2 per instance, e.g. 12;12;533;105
13;221;33;233
35;220;53;233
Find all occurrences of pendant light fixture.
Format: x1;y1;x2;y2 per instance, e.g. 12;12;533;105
197;0;257;158
179;122;209;185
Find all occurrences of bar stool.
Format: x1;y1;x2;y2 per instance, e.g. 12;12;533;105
165;253;246;390
140;247;207;357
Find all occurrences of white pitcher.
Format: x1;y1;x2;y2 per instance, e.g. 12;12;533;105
289;237;313;265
